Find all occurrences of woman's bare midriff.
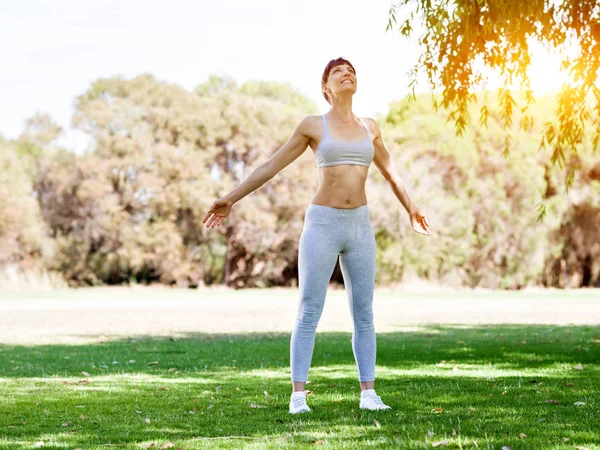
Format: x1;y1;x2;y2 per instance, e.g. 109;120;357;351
309;164;369;209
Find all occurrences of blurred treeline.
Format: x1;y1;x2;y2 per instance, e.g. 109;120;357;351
0;74;598;290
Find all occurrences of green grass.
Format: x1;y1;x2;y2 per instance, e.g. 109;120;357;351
1;325;599;449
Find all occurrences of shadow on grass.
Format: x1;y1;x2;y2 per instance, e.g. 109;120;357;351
2;324;599;376
0;324;599;449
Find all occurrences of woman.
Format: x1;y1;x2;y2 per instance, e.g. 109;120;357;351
202;57;431;414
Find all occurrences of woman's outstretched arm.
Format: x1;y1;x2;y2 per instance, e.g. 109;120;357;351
202;116;313;228
368;118;432;236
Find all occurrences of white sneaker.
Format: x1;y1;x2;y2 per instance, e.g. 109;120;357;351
360;391;391;410
289;393;311;414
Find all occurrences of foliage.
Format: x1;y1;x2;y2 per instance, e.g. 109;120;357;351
1;74;598;288
0;141;45;265
387;0;600;190
375;91;598;288
32;75;318;287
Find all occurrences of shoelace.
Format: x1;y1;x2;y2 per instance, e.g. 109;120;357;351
363;394;386;406
292;397;307;408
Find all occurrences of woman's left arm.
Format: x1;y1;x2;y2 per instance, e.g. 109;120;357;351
367;118;432;236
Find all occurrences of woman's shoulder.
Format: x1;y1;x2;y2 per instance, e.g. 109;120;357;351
296;115;323;136
359;117;381;138
303;114;323;125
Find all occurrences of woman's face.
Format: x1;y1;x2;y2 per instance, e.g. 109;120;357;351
324;64;357;100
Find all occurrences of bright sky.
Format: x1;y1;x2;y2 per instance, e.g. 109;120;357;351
0;0;565;152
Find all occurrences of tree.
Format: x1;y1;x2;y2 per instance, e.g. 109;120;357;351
387;0;600;196
0;141;46;267
375;92;577;289
34;74;318;287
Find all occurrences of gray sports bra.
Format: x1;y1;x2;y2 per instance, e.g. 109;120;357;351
315;114;375;168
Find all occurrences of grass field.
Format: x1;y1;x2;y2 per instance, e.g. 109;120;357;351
1;288;599;449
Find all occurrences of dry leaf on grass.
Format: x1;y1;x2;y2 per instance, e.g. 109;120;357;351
145;418;151;424
374;420;381;429
160;443;174;449
142;443;156;449
249;403;266;408
518;433;527;438
573;364;584;370
545;399;561;404
81;371;90;377
148;361;159;366
432;439;448;447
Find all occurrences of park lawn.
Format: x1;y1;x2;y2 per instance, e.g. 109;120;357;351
0;324;599;449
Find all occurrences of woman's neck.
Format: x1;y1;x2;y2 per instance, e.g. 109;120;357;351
328;98;354;122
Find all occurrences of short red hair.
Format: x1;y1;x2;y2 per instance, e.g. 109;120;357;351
321;57;356;104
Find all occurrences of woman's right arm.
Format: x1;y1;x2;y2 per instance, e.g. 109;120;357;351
202;116;313;228
222;116;313;204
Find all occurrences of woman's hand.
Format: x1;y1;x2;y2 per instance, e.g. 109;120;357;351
409;207;431;236
202;198;234;228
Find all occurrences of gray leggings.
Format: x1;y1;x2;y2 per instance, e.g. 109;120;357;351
290;203;377;382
